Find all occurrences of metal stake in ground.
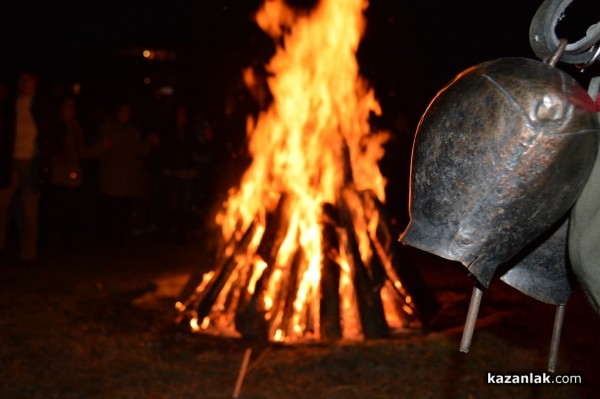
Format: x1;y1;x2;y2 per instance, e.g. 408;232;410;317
233;348;253;399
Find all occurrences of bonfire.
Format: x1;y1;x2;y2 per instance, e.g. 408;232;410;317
176;0;438;342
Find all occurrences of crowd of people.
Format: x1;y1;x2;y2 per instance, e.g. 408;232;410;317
0;70;234;264
0;67;417;265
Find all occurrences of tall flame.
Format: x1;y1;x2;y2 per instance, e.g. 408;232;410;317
219;0;387;237
184;0;414;342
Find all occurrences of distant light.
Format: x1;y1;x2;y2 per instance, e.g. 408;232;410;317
142;49;152;58
72;83;81;95
157;86;174;96
144;77;151;85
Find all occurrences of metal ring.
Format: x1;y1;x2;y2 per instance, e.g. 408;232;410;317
579;44;600;72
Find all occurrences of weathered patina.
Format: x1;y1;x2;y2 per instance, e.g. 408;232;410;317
400;57;599;288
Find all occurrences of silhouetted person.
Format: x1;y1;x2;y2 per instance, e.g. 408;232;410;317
44;97;92;248
0;71;50;262
193;112;216;208
96;102;158;243
161;105;199;243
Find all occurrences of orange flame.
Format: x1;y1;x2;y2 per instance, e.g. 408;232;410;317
192;0;413;342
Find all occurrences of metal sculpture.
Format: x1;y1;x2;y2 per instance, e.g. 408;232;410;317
399;0;600;372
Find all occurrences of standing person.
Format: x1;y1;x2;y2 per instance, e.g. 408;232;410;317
0;71;50;262
44;97;91;248
161;105;200;243
193;113;216;208
96;102;157;243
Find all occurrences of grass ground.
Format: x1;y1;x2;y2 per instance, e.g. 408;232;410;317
1;234;598;399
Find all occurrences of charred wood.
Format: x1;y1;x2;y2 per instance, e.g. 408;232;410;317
367;239;388;290
280;247;304;338
234;261;269;339
363;190;440;324
257;193;291;265
340;189;389;339
320;202;342;340
178;220;244;302
341;136;354;186
192;221;258;321
235;195;292;338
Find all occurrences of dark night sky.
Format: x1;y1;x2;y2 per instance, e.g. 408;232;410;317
0;0;597;122
0;0;596;224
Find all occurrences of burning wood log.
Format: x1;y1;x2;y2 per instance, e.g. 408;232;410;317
257;230;305;341
279;247;305;339
257;193;292;265
339;188;389;339
187;221;258;322
367;241;415;327
233;260;270;339
235;195;292;338
178;220;244;303
361;190;440;324
319;203;342;340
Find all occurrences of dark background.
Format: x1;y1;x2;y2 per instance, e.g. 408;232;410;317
2;0;597;119
0;0;597;223
1;5;600;396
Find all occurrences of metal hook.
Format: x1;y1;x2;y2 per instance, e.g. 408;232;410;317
530;0;600;65
578;44;600;72
547;38;569;66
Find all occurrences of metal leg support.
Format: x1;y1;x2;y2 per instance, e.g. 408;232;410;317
548;304;565;373
460;284;483;353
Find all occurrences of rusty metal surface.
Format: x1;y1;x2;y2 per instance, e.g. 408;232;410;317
400;57;599;287
500;217;571;305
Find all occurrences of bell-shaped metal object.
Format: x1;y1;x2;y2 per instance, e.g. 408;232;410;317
400;57;599;288
499;217;572;372
459;218;572;357
500;217;571;306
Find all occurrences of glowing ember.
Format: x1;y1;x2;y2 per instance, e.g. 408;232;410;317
178;0;427;342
